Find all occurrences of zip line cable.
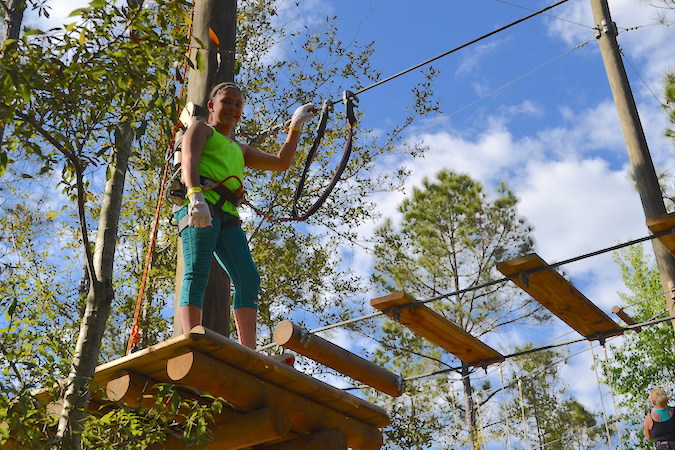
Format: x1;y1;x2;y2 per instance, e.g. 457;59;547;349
341;311;675;393
332;0;571;103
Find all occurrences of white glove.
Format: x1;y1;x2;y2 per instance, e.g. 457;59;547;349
187;191;212;228
289;103;317;131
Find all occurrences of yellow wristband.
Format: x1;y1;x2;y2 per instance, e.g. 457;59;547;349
186;186;203;196
289;125;301;133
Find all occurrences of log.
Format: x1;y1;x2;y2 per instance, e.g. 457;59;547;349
258;427;347;450
273;321;404;397
105;371;248;426
206;406;290;449
370;292;504;365
106;371;155;406
166;350;383;450
151;407;291;450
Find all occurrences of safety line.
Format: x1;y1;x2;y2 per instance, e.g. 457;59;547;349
493;0;593;30
343;312;675;390
258;226;673;351
340;0;571;102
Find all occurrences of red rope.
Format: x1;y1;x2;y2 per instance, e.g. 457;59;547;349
126;3;194;355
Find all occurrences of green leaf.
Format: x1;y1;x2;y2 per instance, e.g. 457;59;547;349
195;51;204;73
7;299;18;319
68;8;88;17
0;152;7;176
89;0;106;8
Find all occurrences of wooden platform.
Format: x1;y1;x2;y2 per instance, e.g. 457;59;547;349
647;212;675;257
64;326;388;450
497;253;623;339
370;292;504;366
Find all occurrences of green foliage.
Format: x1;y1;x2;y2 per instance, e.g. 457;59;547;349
82;386;224;449
506;346;602;449
0;383;223;449
605;243;675;449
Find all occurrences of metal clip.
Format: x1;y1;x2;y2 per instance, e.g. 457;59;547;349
601;19;617;35
299;327;311;348
343;90;359;126
519;271;529;289
396;375;406;395
391;306;401;323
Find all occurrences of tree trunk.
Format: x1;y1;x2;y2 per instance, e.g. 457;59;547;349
1;0;26;142
55;122;134;449
173;0;237;337
461;364;478;449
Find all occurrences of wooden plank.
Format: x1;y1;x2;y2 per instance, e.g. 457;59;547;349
647;212;675;257
497;253;622;338
273;321;404;397
167;350;384;450
370;292;504;365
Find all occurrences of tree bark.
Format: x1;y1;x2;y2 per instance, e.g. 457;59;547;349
54;121;133;448
461;364;478;450
173;0;238;337
1;0;26;143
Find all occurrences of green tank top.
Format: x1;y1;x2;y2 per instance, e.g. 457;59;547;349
192;125;245;217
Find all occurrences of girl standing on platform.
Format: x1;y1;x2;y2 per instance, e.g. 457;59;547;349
177;81;316;348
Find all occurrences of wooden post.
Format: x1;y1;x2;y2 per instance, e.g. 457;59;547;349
166;350;384;450
261;427;348;450
173;0;239;337
273;321;404;397
590;0;675;330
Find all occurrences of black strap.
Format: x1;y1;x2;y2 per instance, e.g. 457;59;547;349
287;90;358;222
200;176;243;209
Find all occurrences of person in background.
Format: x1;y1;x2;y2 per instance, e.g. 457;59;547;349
644;387;675;449
177;81;316;349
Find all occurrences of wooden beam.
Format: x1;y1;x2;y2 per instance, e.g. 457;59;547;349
167;350;384;450
611;306;641;332
647;212;675;257
273;321;404;397
497;253;623;339
258;427;347;450
370;292;504;366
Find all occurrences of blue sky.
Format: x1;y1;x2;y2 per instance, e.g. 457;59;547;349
26;0;675;447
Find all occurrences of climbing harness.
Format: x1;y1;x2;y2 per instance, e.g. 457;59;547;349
287;90;358;222
173;175;245;234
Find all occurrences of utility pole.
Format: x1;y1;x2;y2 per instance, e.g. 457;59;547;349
174;0;238;337
590;0;675;329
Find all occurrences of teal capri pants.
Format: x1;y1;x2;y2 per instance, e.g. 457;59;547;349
176;206;260;310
